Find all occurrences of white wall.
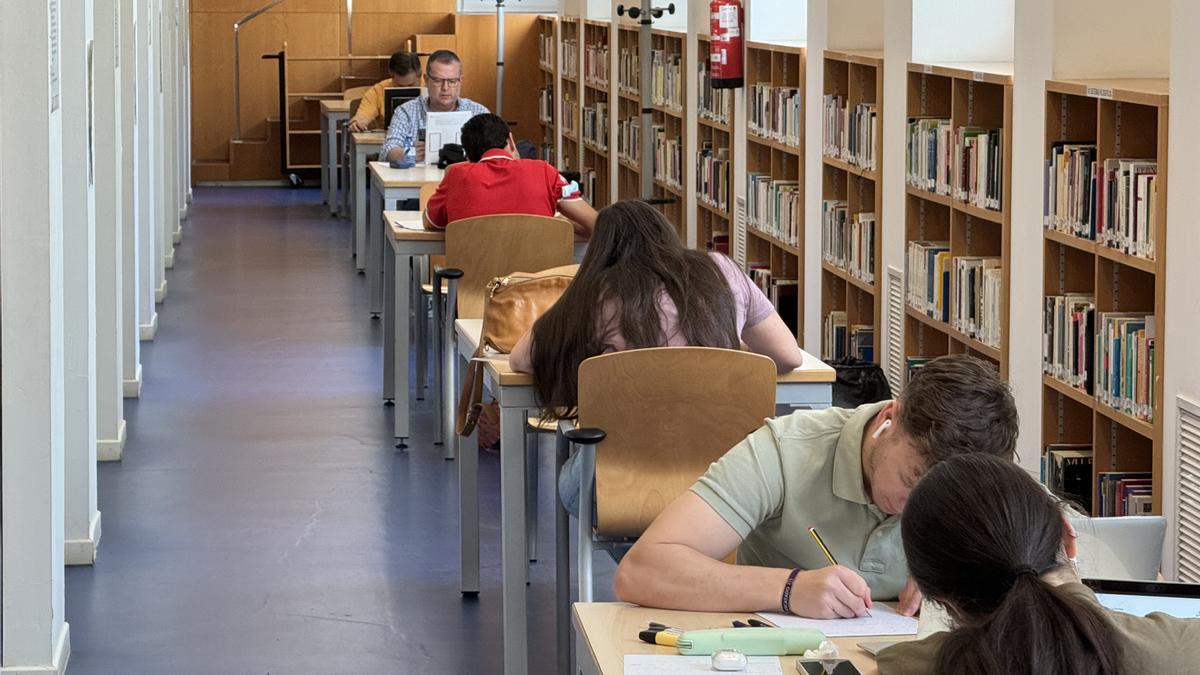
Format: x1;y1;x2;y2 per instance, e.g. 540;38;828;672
749;0;807;44
912;0;1014;64
827;0;883;50
880;0;912;390
1163;0;1199;580
1053;0;1169;78
0;0;70;666
803;0;828;353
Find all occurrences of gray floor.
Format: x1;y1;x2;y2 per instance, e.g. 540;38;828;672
64;187;615;674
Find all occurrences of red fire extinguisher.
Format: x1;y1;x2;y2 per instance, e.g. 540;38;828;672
709;0;744;89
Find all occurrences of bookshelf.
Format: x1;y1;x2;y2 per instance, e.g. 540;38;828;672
696;35;734;256
617;24;641;201
650;28;687;241
901;62;1012;382
1040;78;1168;517
582;19;611;206
560;17;581;178
820;49;883;363
744;41;806;339
537;15;558;164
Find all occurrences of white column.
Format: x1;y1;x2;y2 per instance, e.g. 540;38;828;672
152;0;169;306
181;0;193;212
879;2;911;388
136;0;159;341
96;0;127;458
121;0;142;397
0;0;71;668
803;0;828;352
62;0;102;566
1010;0;1054;475
1163;0;1200;580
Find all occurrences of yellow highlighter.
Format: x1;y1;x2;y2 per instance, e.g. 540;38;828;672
808;526;872;617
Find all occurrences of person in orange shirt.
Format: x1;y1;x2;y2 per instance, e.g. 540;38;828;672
347;51;422;132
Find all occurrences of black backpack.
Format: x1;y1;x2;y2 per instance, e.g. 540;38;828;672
830;357;893;408
437;143;468;169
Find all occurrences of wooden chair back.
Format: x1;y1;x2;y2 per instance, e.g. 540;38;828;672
444;215;574;318
347;97;363;121
578;347;777;537
343;86;371;101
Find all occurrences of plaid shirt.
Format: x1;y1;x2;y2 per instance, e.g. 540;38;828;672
379;94;490;159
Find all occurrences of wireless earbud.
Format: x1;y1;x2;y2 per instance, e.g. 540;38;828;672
872;419;892;440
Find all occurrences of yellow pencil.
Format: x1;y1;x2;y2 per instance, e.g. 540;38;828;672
808;526;872;617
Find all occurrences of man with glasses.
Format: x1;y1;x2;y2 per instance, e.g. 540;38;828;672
380;49;489;163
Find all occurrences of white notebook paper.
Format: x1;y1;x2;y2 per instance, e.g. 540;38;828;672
757;603;919;637
624;655;783;674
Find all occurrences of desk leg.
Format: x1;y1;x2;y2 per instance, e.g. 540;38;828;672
555;430;572;675
393;253;412;443
459;423;480;594
353;150;367;272
383;244;396;402
368;184;382;318
441;314;457;460
320;115;330;206
414;257;427;401
500;403;530;675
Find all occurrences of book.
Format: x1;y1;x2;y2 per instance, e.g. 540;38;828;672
1042;444;1093;513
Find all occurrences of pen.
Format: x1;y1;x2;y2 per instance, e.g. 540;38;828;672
808;526;872;617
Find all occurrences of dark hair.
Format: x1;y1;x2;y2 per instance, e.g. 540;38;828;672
388;51;421;77
530;200;740;415
903;454;1122;675
897;354;1018;463
461;113;510;162
425;49;462;75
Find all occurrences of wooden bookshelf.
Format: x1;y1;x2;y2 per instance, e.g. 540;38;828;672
901;62;1013;382
1040;78;1168;516
743;41;806;340
581;19;611;206
650;28;687;241
559;18;582;177
820;49;882;363
696;35;735;256
537;15;558;164
616;24;641;201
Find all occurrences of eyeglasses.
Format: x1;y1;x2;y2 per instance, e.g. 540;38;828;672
426;76;462;88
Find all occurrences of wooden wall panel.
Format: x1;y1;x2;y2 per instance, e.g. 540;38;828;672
455;14;540;146
192;0;341;13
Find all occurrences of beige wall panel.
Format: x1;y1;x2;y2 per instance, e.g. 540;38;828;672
455;13;540;139
354;0;455;13
192;0;342;13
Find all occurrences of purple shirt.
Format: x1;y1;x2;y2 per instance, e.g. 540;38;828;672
599;253;775;352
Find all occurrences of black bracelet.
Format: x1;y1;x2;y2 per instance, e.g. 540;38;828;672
780;568;802;614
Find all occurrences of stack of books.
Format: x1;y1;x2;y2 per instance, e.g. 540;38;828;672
823;310;847;361
821;200;849;267
696;143;730;212
582;102;608;151
905;117;953;194
745;173;800;245
584;43;609;87
698;64;732;125
617;118;640;164
952;256;1002;346
652;125;683;189
581;169;597;201
651;49;683;111
1096;312;1156;421
1043;142;1097;238
905;356;932;381
843;103;878;170
821;202;875;284
538;86;554;125
538;32;554;70
561;96;578;136
1042;294;1095;393
954;127;1003;211
562;38;579;78
822;94;846;157
1097;159;1158;260
1042;444;1093;513
906;241;951;322
618;47;639;93
749;84;801;147
1097;471;1153;517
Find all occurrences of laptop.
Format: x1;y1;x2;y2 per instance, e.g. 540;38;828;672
383;87;422;129
1084;578;1200;619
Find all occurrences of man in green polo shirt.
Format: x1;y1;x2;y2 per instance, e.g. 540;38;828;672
613;354;1018;620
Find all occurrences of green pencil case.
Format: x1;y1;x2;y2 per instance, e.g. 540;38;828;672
675;627;826;656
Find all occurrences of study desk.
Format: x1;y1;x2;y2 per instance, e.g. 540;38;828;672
573;602;913;675
381;212;589;446
367;162;445;318
319;100;351;215
452;318;836;675
348;132;385;269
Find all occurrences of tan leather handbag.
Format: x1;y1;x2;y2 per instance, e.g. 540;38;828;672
456;264;578;436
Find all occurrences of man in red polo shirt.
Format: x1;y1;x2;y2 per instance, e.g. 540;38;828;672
423;113;598;236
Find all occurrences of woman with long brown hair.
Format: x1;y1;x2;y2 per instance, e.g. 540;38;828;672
878;453;1200;675
509;199;802;515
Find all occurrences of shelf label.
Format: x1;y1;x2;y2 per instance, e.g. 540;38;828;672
973;71;985;82
923;64;933;74
1087;86;1115;100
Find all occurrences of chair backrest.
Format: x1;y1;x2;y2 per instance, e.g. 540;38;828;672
578;347;777;537
343;86;371;101
347;97;363;121
444;215;574;318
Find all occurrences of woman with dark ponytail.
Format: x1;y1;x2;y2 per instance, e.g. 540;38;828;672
878;453;1200;675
